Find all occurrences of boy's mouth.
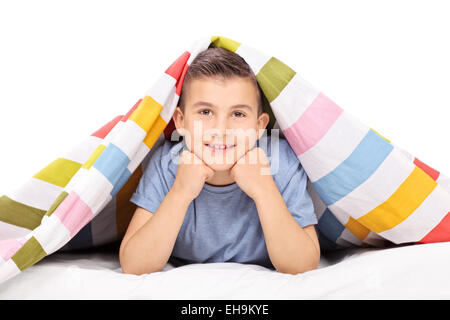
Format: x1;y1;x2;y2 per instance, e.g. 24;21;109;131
204;142;235;152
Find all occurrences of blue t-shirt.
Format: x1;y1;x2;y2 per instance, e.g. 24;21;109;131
129;135;318;269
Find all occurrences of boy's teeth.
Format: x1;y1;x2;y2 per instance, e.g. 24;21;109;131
207;144;233;149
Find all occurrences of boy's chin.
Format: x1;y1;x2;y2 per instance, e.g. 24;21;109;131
203;161;235;172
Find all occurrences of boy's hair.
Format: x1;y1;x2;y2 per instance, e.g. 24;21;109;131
178;47;264;115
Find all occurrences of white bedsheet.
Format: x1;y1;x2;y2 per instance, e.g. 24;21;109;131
1;242;450;299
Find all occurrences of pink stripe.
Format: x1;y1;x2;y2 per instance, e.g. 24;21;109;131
282;92;343;156
53;192;94;237
0;238;26;261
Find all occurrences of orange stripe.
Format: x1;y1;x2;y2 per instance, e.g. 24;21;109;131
129;96;162;133
345;217;370;240
143;115;167;149
357;166;437;233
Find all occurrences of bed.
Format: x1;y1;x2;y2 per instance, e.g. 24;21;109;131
2;241;450;299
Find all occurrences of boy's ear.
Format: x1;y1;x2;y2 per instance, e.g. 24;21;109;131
257;112;270;139
172;107;185;135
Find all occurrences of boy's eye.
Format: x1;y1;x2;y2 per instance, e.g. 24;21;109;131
233;112;246;118
199;109;212;116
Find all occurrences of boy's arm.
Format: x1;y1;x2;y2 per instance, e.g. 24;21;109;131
119;186;192;275
230;147;320;275
119;150;214;275
253;179;320;275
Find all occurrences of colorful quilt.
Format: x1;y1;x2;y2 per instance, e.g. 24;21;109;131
1;35;449;284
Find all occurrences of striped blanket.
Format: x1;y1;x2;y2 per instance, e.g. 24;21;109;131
1;35;449;284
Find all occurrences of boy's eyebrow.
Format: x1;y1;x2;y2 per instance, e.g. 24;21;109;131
192;101;254;111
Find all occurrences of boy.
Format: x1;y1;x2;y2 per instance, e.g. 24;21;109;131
119;47;320;275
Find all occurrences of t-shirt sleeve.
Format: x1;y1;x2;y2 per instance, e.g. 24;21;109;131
280;162;318;228
129;146;168;214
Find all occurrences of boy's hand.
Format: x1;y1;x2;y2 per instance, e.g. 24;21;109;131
230;147;276;200
172;150;215;202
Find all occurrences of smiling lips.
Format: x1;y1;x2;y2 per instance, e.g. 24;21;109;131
204;143;235;152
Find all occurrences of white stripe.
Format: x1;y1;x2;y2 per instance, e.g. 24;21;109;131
110;120;146;160
328;147;416;220
32;214;71;255
336;228;362;247
73;167;113;215
298;112;370;182
306;179;327;220
329;207;351;228
62;135;103;164
379;184;450;244
235;44;272;75
186;37;211;65
437;172;450;194
8;177;63;211
103;120;124;145
0;220;30;241
363;231;390;247
64;167;89;194
391;142;414;162
145;72;177;113
270;73;320;130
0;259;21;283
160;85;177;124
127;142;150;173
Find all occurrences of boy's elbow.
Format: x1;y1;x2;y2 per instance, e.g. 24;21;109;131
119;246;163;275
121;261;163;275
277;254;320;275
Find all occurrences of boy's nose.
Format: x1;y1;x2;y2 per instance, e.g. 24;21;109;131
212;117;229;134
206;118;233;141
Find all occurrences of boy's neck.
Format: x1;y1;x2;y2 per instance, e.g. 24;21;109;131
205;169;235;187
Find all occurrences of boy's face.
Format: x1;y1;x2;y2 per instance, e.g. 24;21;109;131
173;76;270;172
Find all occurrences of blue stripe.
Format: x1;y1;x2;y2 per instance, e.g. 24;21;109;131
312;129;393;206
110;167;132;198
94;143;130;187
67;222;93;250
317;208;345;243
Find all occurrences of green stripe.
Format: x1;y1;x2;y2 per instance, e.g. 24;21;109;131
256;57;296;103
45;191;68;217
0;195;45;230
12;236;47;271
33;158;82;187
210;36;241;52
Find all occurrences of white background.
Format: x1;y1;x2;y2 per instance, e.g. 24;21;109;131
0;0;449;194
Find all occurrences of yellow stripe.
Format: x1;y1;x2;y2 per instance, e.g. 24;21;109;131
82;144;106;169
33;158;82;187
345;217;370;240
357;166;437;233
143;115;167;149
129;96;163;133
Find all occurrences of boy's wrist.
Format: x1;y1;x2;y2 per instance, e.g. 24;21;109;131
170;182;195;204
251;177;278;203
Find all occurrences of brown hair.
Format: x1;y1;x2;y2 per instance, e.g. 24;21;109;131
178;47;263;115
